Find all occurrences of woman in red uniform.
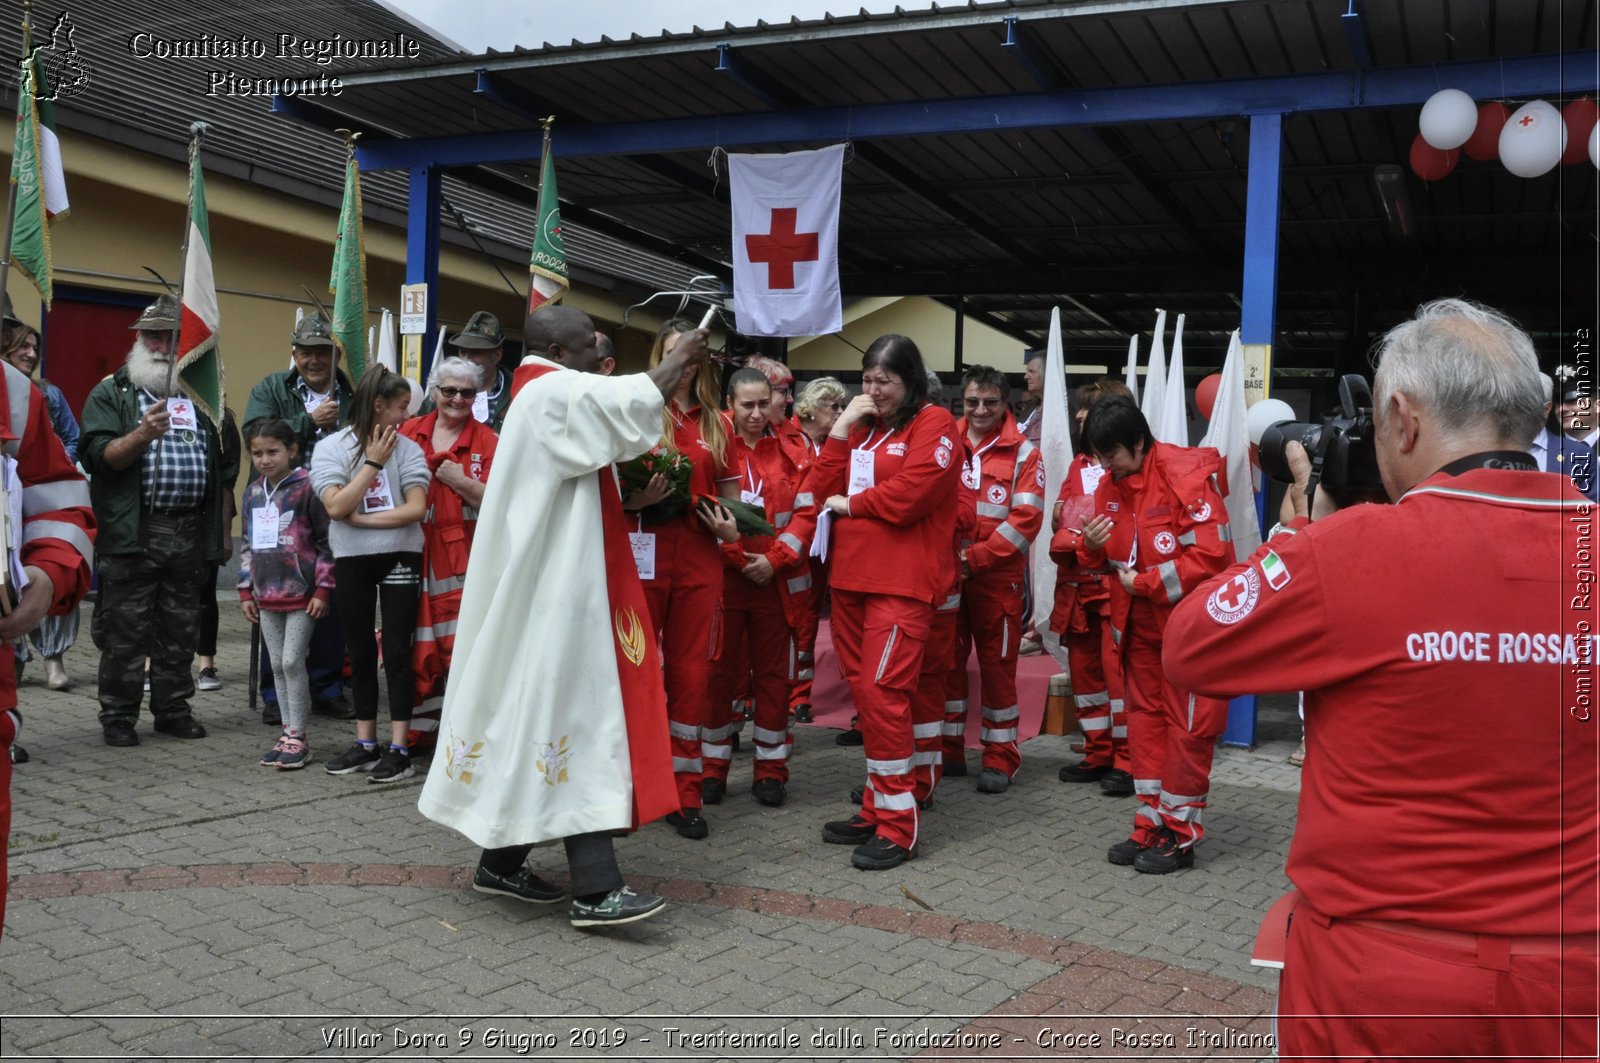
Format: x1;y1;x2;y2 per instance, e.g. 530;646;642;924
1049;379;1133;794
627;319;740;840
1078;396;1232;875
812;335;960;870
702;369;810;808
399;356;498;753
785;378;847;724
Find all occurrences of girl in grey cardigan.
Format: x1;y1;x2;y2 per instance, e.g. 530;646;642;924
310;366;430;784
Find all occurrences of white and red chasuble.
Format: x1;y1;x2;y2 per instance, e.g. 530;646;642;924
416;356;676;848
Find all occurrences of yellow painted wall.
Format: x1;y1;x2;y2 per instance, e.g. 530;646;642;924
787;296;1031;375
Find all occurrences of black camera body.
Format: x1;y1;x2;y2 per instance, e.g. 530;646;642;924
1258;375;1384;495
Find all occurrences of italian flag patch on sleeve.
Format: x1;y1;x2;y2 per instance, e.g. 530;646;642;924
1261;549;1291;591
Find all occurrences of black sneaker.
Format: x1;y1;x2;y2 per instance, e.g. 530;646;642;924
1134;830;1196;875
10;743;28;763
664;811;709;839
325;742;381;775
751;778;787;807
262;702;282;727
834;728;864;747
472;865;566;904
942;755;968;777
976;768;1011;794
1100;769;1135;796
851;834;917;870
102;721;139;747
822;815;876;845
1059;761;1111;783
701;777;726;805
793;704;813;724
569;886;665;928
1107;836;1150;866
368;748;415;784
849;785;865;805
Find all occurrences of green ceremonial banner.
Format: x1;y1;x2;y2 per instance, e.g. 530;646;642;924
526;126;568;313
329;153;367;379
9;54;51;306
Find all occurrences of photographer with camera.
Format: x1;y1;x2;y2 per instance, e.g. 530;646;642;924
1164;299;1597;1060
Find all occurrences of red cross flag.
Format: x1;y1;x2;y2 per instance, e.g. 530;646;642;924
730;144;844;338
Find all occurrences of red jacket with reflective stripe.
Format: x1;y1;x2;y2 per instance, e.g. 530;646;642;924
809;403;961;605
1163;468;1597;936
720;431;815;629
1048;452;1113;635
0;362;95;714
1080;441;1231;634
956;413;1043;579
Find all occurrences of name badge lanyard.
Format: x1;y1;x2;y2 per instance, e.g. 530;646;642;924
743;459;764;505
967;431;1001;486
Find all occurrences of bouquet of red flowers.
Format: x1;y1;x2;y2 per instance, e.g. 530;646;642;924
617;447;693;525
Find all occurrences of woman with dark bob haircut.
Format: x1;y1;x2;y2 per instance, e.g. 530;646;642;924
809;334;960;871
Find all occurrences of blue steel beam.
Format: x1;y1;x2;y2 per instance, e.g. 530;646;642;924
354;51;1593;171
1342;0;1372;71
407;165;442;371
1222;111;1285;750
1001;15;1062;91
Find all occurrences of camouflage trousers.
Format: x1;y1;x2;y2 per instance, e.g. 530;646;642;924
92;511;207;726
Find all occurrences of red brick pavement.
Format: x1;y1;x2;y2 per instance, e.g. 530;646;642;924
10;862;1277;1057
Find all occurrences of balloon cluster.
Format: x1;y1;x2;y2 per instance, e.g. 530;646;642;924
1412;89;1599;180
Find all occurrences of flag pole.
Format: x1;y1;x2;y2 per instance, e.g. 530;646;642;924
162;122;207;399
0;0;36;304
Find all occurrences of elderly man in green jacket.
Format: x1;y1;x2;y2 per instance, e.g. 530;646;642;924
243;313;354;458
80;295;240;746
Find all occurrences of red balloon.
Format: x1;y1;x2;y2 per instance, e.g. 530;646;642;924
1562;98;1599;165
1196;372;1223;420
1409;133;1459;181
1462;101;1510;160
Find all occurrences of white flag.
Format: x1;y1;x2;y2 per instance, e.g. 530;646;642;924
1031;307;1074;669
376;307;398;374
1157;312;1189;445
1199;329;1263;561
730;144;843;338
1140;309;1168;433
1123;334;1140;404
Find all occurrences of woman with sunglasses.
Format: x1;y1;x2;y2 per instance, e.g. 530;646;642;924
399;357;500;754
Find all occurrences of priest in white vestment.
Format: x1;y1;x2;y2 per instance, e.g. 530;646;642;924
417;305;706;928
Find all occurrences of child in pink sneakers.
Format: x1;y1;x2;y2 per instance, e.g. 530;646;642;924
239;418;334;770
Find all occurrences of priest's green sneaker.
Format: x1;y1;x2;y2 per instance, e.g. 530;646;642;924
569;886;665;928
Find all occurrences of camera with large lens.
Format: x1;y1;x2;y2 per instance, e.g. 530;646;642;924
1258;375;1384;495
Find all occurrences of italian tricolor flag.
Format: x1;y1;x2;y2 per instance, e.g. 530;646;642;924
178;138;224;423
9;51;68;306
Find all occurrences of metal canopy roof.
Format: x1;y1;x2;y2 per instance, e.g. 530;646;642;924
274;0;1598;374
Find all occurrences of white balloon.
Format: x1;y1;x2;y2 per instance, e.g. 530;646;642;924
1499;101;1567;178
1590;123;1599;170
1419;89;1478;150
1246;398;1297;446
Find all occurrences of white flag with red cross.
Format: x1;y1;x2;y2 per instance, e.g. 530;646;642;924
730;144;844;338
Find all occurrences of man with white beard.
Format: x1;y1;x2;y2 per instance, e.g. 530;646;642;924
80;295;240;746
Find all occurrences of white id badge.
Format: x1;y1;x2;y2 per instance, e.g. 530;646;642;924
250;506;280;551
848;449;876;496
166;397;198;431
472;391;490;422
1079;463;1106;496
361;469;397;514
630;532;657;580
740;489;765;510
